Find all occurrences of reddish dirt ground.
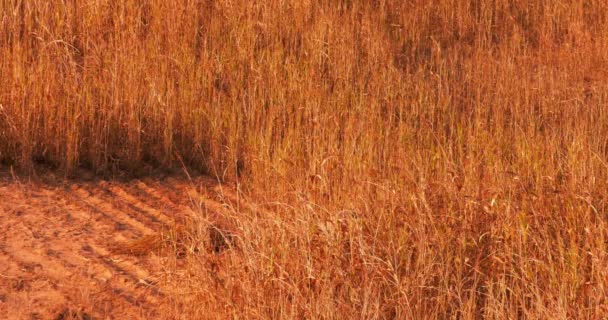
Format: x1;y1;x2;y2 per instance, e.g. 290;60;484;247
0;170;236;319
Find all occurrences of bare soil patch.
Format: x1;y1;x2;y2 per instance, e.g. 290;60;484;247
0;169;236;319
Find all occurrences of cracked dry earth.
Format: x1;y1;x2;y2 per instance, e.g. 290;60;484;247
0;171;237;319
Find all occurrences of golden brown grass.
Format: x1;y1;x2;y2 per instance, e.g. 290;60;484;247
2;0;608;318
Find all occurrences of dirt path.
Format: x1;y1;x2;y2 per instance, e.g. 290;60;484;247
0;171;237;319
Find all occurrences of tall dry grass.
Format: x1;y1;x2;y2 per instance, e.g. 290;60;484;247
2;0;608;318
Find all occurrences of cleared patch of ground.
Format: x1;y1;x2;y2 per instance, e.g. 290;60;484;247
0;170;237;319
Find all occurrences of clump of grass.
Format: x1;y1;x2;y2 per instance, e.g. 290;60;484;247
111;222;234;257
2;0;608;318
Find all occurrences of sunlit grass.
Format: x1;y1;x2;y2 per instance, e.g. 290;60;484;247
2;0;608;318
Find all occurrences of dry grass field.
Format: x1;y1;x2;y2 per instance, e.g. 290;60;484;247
1;0;608;318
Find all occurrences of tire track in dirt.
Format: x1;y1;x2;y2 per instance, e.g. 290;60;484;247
0;172;231;319
73;184;159;235
60;185;146;239
103;183;177;227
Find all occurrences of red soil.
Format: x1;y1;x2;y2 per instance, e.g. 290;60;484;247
0;171;236;319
